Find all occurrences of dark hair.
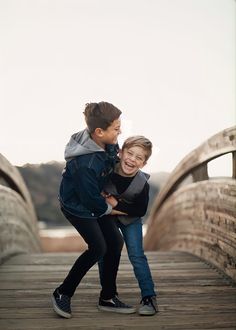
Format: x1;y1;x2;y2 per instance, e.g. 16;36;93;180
83;102;122;133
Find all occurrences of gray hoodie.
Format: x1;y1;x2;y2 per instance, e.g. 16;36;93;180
61;128;113;217
64;129;104;161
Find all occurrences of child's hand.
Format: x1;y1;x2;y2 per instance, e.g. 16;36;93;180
101;191;109;198
105;195;118;207
101;191;112;198
110;209;127;215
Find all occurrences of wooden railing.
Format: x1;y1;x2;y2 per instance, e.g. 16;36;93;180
0;154;41;263
144;126;236;281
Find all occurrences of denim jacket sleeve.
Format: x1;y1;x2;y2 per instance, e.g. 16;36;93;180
70;163;111;217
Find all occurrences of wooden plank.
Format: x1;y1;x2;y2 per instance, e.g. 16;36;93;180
1;314;236;330
4;251;199;265
0;251;235;330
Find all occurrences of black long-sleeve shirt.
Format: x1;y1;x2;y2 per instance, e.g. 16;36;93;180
111;172;149;217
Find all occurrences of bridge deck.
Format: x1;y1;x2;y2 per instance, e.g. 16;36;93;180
0;251;235;330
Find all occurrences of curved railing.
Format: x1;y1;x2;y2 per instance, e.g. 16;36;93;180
144;126;236;281
0;154;41;263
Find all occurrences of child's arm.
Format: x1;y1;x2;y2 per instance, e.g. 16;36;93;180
110;209;127;215
72;166;112;217
104;195;127;215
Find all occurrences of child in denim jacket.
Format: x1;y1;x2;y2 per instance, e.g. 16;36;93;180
52;102;136;318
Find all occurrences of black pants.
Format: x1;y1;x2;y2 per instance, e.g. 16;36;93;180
58;210;124;299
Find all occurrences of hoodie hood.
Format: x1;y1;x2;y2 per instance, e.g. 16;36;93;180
64;129;104;161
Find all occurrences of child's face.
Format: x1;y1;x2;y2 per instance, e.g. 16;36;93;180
119;146;147;176
98;118;121;145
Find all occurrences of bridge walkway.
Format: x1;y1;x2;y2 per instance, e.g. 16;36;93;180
0;251;235;330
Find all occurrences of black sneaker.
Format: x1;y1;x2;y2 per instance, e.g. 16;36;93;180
98;296;136;314
52;288;72;318
138;296;158;316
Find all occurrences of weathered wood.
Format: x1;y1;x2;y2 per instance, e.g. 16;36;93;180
148;126;236;219
0;154;41;263
145;179;236;281
192;163;208;182
233;151;236;179
145;127;236;282
0;251;235;329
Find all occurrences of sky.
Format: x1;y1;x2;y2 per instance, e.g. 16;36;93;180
0;0;235;176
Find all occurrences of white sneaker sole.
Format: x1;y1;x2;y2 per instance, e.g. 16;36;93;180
138;307;157;316
98;305;136;314
139;310;156;316
52;296;72;318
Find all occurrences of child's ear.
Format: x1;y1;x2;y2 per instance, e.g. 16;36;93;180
118;149;122;158
94;128;103;137
142;160;147;167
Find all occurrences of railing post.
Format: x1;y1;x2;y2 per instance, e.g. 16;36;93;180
233;152;236;179
192;163;208;182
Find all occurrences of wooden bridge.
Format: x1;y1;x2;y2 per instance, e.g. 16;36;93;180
0;127;236;330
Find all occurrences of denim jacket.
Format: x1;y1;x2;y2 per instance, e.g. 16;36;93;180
59;129;118;219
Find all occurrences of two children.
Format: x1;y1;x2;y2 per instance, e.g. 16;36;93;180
52;101;157;318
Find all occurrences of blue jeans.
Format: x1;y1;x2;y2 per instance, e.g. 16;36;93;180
119;218;156;299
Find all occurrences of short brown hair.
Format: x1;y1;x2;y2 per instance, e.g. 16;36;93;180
122;136;152;161
83;102;122;133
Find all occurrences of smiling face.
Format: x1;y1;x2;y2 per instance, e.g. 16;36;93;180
92;118;121;148
118;146;147;177
101;118;121;145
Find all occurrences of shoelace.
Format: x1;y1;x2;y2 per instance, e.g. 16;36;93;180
140;297;157;311
113;296;130;308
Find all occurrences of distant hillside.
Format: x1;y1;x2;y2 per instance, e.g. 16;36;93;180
17;161;66;227
17;162;169;227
